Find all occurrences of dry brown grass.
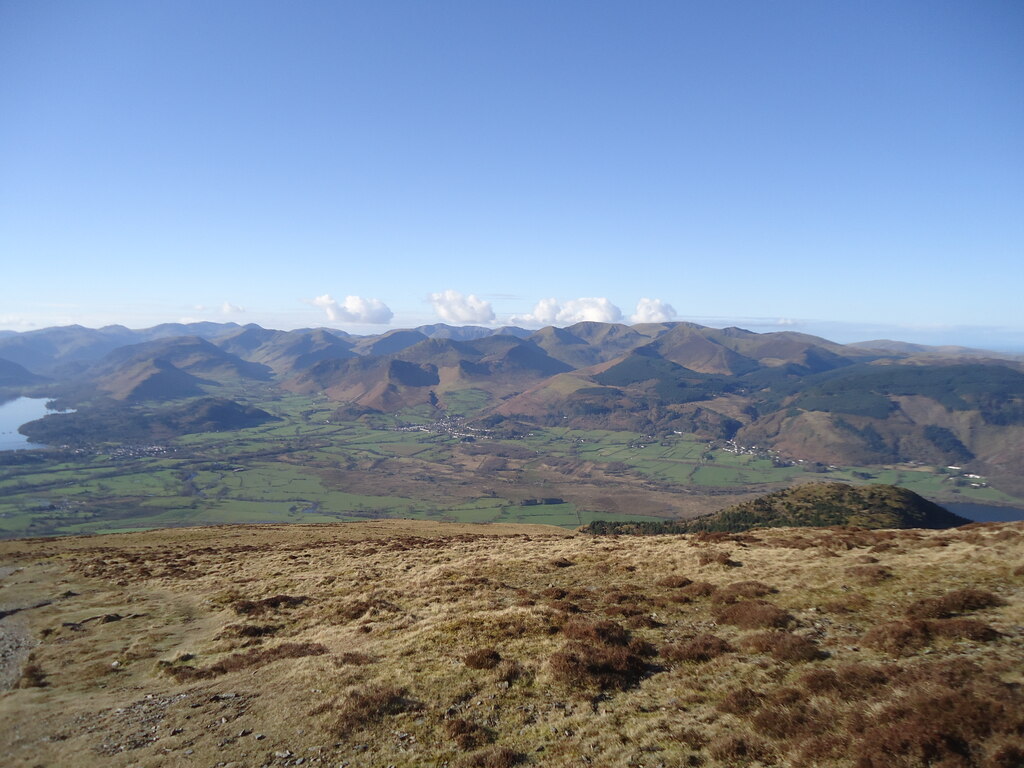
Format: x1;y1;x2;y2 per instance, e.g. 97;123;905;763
0;518;1021;768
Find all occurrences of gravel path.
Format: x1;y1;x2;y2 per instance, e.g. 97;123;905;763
0;565;36;690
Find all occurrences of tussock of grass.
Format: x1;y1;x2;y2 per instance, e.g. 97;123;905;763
549;619;655;692
444;718;493;749
862;618;1000;655
218;622;280;639
458;746;524;768
17;659;47;688
661;634;733;663
845;564;894;583
740;631;825;662
161;641;327;680
904;587;1005;619
714;600;793;629
710;580;776;604
329;685;418;736
464;647;502;669
716;686;764;715
230;594;308;615
656;574;693;588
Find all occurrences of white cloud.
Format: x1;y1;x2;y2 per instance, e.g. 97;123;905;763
630;297;677;324
221;301;245;315
0;315;41;330
776;317;796;326
311;294;394;324
512;297;623;327
429;290;495;324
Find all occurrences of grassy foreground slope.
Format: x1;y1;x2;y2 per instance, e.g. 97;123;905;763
1;519;1023;767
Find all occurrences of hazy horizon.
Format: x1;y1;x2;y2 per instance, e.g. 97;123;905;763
2;315;1023;354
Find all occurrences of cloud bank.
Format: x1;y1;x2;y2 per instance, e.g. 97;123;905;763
311;294;394;324
630;297;676;323
429;290;495;324
513;297;623;326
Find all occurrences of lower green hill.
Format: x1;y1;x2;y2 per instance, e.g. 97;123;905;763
583;482;970;534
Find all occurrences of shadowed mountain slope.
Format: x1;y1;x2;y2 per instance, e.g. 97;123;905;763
0;358;47;387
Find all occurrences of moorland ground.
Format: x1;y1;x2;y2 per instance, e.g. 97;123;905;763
1;518;1022;767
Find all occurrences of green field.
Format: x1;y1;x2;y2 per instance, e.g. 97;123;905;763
1;392;1020;538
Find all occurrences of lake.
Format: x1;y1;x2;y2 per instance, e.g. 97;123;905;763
944;501;1024;523
0;397;59;451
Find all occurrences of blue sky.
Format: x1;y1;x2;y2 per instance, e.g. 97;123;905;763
1;1;1022;348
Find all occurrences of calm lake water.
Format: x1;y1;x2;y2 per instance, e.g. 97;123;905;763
0;397;57;451
944;501;1024;523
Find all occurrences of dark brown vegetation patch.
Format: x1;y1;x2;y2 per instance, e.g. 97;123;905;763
716;686;764;715
549;619;655;692
862;618;1000;655
852;679;1024;768
337;651;375;666
798;663;891;699
17;660;47;688
741;631;825;662
661;634;733;663
331;685;418;736
656;574;693;588
458;746;524;768
707;734;776;764
333;597;396;622
820;592;870;614
218;622;280;639
464;648;502;670
678;580;718;598
845;564;894;584
230;594;308;616
711;580;776;604
444;718;493;750
162;641;327;681
561;618;630;646
697;550;740;567
904;588;1005;620
714;600;793;629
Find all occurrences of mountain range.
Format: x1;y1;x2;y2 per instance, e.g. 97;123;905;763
3;320;1022;496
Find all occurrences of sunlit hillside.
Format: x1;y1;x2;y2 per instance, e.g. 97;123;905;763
1;519;1022;767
